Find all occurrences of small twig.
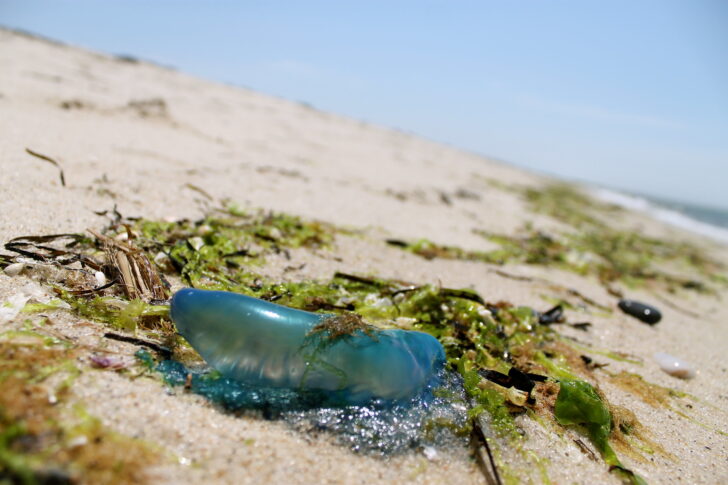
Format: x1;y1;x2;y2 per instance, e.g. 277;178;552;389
25;147;66;186
333;271;388;287
489;268;612;312
184;183;213;201
651;292;701;318
573;438;598;461
68;279;116;296
103;332;171;358
489;268;534;282
283;263;306;272
4;234;101;271
384;239;409;248
561;287;612;312
439;287;486;305
569;322;592;331
471;414;503;485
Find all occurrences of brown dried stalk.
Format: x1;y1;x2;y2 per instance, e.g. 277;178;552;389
89;229;169;302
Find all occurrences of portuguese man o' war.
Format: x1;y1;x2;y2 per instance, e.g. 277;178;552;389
170;288;446;405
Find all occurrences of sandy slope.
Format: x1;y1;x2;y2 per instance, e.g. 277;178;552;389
1;28;726;484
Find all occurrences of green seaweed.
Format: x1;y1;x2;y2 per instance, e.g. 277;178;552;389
555;380;613;458
389;183;726;293
555;379;646;485
4;206;668;482
460;360;519;440
0;337;159;484
132;209;336;294
63;295;169;332
523;183;613;228
20;300;69;313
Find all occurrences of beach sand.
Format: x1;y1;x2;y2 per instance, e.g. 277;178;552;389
1;28;726;484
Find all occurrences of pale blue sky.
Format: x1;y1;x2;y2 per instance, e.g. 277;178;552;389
2;1;727;208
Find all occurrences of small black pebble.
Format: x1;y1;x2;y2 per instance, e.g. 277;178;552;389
538;304;564;325
618;299;662;325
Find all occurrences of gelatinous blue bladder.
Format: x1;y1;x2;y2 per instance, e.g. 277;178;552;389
170;288;446;405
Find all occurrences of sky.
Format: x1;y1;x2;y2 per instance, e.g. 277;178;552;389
2;0;727;208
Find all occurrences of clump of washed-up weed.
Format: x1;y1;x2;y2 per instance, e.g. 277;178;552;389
0;334;159;484
388;183;726;293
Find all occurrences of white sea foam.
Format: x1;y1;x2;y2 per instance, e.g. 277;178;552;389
590;187;728;245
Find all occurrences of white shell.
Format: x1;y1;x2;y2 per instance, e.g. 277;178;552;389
654;352;696;379
3;262;26;276
94;271;107;286
422;446;439;461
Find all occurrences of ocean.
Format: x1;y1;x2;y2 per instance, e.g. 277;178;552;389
590;187;728;244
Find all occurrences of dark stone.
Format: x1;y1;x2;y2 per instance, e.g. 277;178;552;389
538;304;564;325
618;299;662;325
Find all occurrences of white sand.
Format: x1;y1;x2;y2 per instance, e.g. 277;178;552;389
1;28;727;484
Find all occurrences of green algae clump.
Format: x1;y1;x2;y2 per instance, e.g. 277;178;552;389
388;183;727;294
555;379;647;485
2;205;669;483
0;338;159;484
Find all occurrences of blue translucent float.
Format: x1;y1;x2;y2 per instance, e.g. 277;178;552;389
170;288;446;404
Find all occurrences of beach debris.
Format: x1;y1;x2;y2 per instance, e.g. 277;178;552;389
0;282;55;323
537;304;591;330
183;182;213;201
89;353;131;370
555;379;647;485
103;332;172;359
4;233;92;266
25;147;66;186
114;53;139;63
89;229;169;302
653;352;695;379
538;304;564;324
478;367;547;401
580;355;609;370
470;409;504;485
387;182;727;295
94;270;107;286
126;97;168;118
59;98;86;110
573;438;598;461
3;261;27;276
651;292;701;318
1;206;664;481
421;446;438;461
0;338;159;482
170;288;446;404
618;299;661;325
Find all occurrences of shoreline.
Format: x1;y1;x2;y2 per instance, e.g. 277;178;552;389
590;186;728;245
